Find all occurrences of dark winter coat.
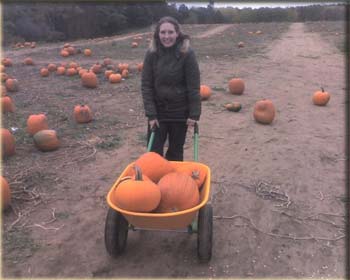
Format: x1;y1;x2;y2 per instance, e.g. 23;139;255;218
141;38;201;121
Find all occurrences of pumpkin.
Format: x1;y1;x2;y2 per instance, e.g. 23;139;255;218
104;70;114;78
1;128;15;157
1;176;11;210
48;63;57;72
134;152;175;183
74;104;93;123
200;85;212;100
23;57;34;65
69;62;79;69
137;63;143;72
156;172;200;213
83;49;92;56
1;96;14;113
238;41;245;48
90;64;102;74
56;66;66;75
2;58;12;67
312;87;330;106
26;114;49;135
118;63;129;72
176;162;207;189
1;73;8;82
31;42;36;48
112;165;161;212
228;78;245;95
66;67;77;76
60;49;70;57
66;46;75;55
253;99;275;125
109;73;122;83
224;101;242;112
33;129;60;152
121;69;129;78
79;69;88;77
131;42;138;48
5;78;19;92
40;68;50;77
81;71;98;88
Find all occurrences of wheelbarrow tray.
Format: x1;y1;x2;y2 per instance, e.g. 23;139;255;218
106;161;211;230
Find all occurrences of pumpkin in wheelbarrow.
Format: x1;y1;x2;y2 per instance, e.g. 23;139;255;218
156;172;199;213
112;165;161;212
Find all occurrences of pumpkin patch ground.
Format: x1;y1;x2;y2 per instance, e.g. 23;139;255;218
1;21;346;278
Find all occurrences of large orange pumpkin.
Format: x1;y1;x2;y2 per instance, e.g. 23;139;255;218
74;104;93;123
312;87;330;106
26;114;49;135
81;72;98;88
1;96;15;113
134;152;175;183
33;130;60;152
1;128;15;157
112;165;161;212
23;57;34;65
40;68;50;77
56;66;66;75
200;85;212;100
156;172;200;213
48;63;57;72
228;78;245;95
1;176;11;210
176;162;207;189
253;99;275;125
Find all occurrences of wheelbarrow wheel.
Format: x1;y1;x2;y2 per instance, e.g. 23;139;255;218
104;208;129;257
197;203;213;262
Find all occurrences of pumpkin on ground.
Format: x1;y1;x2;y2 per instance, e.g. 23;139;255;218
134;152;175;183
5;78;19;92
228;78;245;95
74;104;93;123
1;128;15;157
224;102;242;112
131;42;138;48
83;49;92;56
2;58;12;67
109;73;122;83
1;96;15;113
121;69;129;78
156;172;200;213
26;114;49;135
48;63;57;72
137;63;143;72
56;66;66;75
90;64;102;74
33;129;60;152
253;99;275;125
312;87;330;106
1;176;11;210
112;165;161;212
23;57;34;65
81;71;98;88
176;162;207;189
40;68;50;77
200;85;212;100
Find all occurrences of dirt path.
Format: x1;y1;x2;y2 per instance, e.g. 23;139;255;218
194;24;233;38
3;22;346;278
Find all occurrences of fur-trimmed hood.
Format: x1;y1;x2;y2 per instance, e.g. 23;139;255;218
148;38;190;54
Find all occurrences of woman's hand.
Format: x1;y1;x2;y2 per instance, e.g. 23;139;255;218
149;119;159;129
186;118;197;127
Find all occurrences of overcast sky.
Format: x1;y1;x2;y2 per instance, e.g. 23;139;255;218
171;2;339;9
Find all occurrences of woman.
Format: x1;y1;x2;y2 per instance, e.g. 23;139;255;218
141;16;201;161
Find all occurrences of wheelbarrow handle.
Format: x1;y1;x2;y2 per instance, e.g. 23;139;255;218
147;122;199;162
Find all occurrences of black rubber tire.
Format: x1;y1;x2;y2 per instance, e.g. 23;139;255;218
197;203;213;262
104;208;129;257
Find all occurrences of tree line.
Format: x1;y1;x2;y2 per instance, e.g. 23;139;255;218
2;2;345;46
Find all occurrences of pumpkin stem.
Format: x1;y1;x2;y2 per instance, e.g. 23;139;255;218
133;165;143;181
321;87;324;92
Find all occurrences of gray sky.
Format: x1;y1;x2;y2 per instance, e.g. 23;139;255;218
172;2;339;9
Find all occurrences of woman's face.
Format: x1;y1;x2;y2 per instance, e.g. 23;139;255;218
159;22;178;48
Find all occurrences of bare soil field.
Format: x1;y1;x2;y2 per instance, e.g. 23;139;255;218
1;21;347;278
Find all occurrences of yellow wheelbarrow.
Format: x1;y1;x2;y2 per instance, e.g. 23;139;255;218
104;122;213;262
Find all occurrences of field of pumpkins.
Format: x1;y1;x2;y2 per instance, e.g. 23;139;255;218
1;21;346;278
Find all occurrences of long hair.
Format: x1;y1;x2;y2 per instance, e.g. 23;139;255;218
151;16;190;53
